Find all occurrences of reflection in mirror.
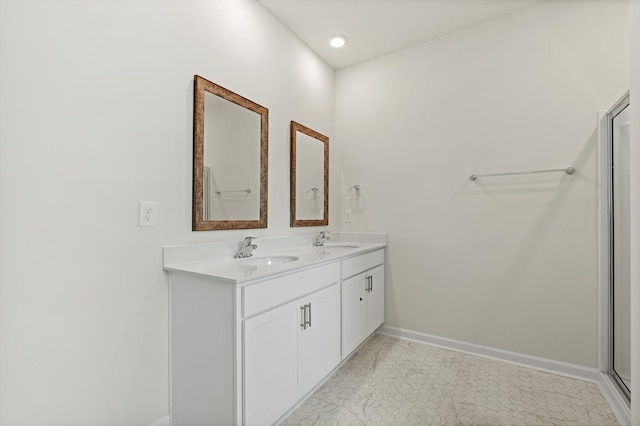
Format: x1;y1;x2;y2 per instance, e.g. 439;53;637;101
193;75;268;231
290;121;329;227
203;91;260;220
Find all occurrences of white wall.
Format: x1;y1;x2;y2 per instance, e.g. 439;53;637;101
0;0;334;424
629;0;640;423
335;0;629;367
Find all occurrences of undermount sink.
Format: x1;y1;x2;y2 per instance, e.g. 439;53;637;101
238;256;299;266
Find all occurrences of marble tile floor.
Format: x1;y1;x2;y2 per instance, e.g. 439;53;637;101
282;334;618;426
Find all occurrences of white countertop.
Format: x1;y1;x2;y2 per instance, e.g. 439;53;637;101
163;233;387;283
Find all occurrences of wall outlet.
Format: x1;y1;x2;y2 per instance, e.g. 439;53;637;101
139;201;157;227
344;209;353;223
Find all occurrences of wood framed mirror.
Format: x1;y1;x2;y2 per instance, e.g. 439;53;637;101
193;75;268;231
290;121;329;227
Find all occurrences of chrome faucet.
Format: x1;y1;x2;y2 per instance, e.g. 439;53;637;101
235;237;257;258
313;231;330;247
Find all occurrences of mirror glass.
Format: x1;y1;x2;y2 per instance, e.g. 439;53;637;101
193;75;268;231
290;121;329;226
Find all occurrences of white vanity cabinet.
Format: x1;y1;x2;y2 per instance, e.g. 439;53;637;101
341;249;385;358
244;282;340;425
170;261;341;426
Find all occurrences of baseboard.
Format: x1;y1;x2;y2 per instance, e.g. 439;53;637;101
147;415;170;426
377;325;601;382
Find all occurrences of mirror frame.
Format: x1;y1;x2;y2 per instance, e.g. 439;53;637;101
290;121;329;227
192;75;268;231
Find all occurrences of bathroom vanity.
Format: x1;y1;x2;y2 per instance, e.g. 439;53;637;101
163;234;386;426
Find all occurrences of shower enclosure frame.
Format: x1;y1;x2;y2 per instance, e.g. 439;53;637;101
598;91;631;409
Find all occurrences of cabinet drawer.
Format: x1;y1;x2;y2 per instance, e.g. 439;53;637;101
243;262;340;318
341;249;384;279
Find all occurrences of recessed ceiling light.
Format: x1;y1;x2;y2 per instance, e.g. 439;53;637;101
329;35;347;48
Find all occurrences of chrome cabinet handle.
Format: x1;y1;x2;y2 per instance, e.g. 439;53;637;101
300;303;312;329
300;305;307;329
365;275;373;292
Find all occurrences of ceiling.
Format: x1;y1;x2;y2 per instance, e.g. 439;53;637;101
257;0;549;69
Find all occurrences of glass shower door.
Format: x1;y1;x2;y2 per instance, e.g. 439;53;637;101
610;95;631;397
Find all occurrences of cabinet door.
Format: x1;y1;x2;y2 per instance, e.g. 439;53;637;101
299;284;340;393
366;265;385;336
342;273;368;358
244;299;301;426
